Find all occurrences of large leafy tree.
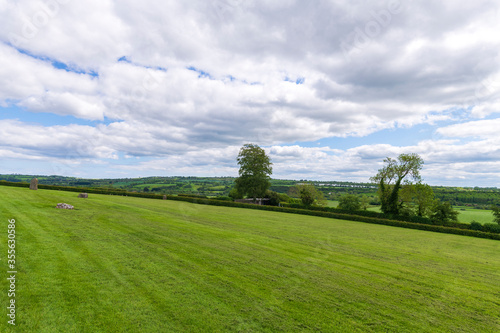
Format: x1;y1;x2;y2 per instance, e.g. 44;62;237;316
400;182;435;217
338;194;362;211
234;143;273;201
288;183;326;207
370;153;424;215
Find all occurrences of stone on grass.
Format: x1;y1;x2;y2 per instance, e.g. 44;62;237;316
163;195;167;200
78;193;88;198
29;178;38;190
56;203;74;210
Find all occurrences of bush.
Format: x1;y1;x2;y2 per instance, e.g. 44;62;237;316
212;196;233;201
229;187;243;200
264;190;281;206
430;200;459;224
338;194;361;211
470;221;483;231
178;193;207;199
483;223;500;233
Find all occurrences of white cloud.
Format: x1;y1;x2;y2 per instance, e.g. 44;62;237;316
437;118;500;138
0;0;500;185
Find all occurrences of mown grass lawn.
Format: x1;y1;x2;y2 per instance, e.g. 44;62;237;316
1;186;499;332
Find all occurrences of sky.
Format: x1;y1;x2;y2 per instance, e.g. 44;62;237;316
0;0;500;187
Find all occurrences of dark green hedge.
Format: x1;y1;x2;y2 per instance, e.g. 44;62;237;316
1;181;499;240
0;180;29;188
288;203;472;229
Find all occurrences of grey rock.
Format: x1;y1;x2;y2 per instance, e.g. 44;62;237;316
29;178;38;190
56;203;74;210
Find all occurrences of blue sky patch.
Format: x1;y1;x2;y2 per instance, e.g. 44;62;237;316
14;47;99;77
187;66;213;79
0;105;114;127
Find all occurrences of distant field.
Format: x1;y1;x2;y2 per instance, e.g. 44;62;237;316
326;199;339;207
366;204;496;225
132;183;177;188
455;206;495;224
1;186;499;332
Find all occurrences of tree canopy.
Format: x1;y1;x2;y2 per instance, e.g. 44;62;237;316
430;200;459;224
338;194;362;211
370;153;424;215
288;183;326;207
234;143;273;201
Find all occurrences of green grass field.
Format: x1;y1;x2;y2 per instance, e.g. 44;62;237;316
455;206;495;224
326;200;339;207
366;204;497;225
1;186;499;332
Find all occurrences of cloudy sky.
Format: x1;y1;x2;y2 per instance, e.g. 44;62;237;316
1;0;499;186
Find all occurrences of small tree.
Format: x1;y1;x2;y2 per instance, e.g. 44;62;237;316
338;194;361;211
289;184;326;207
430;200;459;225
265;190;281;206
228;187;243;200
299;186;316;206
234;143;272;201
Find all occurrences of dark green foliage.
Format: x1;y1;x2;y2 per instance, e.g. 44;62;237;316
264;190;281;206
338;194;361;211
430;200;459;224
235;144;272;201
178;193;207;199
469;222;500;234
491;205;500;224
435;187;500;207
228;187;243;200
289;183;326;207
470;221;483;231
212;196;233;201
299;186;315;206
483;223;500;233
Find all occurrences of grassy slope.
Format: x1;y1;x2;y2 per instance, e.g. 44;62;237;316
0;186;499;332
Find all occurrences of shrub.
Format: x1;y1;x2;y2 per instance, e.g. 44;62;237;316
178;193;207;199
470;221;483;231
264;190;281;206
483;223;500;233
212;196;233;201
338;194;361;211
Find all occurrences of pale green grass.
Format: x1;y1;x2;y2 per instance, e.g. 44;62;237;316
326;200;339;207
454;206;495;224
0;186;499;332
